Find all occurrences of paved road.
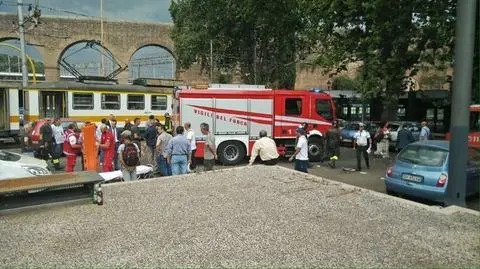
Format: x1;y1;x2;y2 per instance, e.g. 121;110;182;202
2;143;479;211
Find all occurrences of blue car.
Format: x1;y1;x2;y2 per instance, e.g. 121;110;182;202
384;141;480;204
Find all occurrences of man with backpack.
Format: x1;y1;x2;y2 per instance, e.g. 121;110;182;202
118;134;140;181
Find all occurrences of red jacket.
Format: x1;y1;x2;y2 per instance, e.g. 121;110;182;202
101;130;115;156
63;129;80;156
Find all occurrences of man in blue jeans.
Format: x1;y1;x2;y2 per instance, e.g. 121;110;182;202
165;126;191;175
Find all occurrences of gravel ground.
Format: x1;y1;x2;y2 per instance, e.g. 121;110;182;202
1;166;479;268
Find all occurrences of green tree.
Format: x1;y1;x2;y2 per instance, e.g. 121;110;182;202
332;76;360;91
300;0;456;120
169;0;300;88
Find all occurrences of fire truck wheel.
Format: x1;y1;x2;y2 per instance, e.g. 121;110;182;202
308;136;323;162
218;141;246;165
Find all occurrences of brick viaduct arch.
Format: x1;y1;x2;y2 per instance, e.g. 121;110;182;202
0;14;177;84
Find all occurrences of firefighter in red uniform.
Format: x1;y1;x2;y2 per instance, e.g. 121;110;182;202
99;124;115;172
63;123;82;172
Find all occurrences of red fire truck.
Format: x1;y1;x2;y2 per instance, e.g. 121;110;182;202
445;104;480;148
173;85;336;164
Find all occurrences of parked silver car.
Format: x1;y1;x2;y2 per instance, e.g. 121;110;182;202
388;121;421;143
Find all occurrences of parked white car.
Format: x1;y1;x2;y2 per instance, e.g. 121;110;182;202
0;150;51;180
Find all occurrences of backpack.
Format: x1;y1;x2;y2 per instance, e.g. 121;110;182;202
123;143;139;166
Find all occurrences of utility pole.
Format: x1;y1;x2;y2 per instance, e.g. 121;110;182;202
446;0;477;207
100;0;105;76
17;0;28;87
210;39;213;83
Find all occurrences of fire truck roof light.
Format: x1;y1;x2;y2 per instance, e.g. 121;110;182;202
310;88;327;93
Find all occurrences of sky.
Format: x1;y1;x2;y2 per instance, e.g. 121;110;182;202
0;0;173;22
0;0;175;78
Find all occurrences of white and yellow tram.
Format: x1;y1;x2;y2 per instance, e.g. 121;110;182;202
0;82;22;141
0;79;178;141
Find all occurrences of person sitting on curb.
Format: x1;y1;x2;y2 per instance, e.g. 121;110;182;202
249;130;279;166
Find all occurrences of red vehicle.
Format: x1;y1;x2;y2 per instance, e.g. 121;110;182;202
173;85;336;164
25;118;85;157
446;105;480;148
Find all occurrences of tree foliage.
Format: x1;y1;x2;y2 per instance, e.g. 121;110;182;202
169;0;300;88
300;0;456;120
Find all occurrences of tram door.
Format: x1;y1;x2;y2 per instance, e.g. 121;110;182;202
0;89;7;130
40;91;67;119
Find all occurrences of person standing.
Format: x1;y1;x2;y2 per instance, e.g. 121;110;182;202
111;119;120;170
123;118;132;132
144;119;158;164
200;123;217;171
165;126;191;175
353;123;371;171
96;118;108;164
396;125;414;151
39;118;53;162
184;122;197;171
420;121;431;141
131;118;142;156
326;120;341;168
63;123;82;172
289;128;309;173
118;134;140;181
50;118;63;170
99;124;115;172
156;123;173;176
248;130;279;165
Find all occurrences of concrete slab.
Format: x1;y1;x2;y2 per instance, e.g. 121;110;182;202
1;166;479;268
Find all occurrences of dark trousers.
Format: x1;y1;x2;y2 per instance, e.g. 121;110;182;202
356;145;370;170
114;142;120;170
190;149;197;170
294;159;308;173
262;158;279;165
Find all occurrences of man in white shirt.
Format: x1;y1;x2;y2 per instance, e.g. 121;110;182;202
50;118;64;169
184;122;197;171
249;130;279;165
419;121;430;141
353;123;371;171
289;127;309;173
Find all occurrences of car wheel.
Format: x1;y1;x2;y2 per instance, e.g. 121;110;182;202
308;136;323;162
218;141;245;165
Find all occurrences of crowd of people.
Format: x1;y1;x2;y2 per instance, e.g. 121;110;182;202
36;114;431;178
37;114;219;180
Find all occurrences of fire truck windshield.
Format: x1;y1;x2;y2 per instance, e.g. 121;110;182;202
316;99;333;121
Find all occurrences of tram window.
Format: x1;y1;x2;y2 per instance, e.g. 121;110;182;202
151;95;167;110
127;94;145;110
101;94;120;110
72;93;94;110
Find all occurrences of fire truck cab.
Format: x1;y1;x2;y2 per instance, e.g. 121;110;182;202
173;84;336;165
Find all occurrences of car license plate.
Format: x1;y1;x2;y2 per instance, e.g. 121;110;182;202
402;173;423;183
343;139;352;142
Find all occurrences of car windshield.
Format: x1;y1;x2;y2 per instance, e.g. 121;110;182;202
0;150;21;162
346;123;359;130
389;124;400;132
398;145;448;167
